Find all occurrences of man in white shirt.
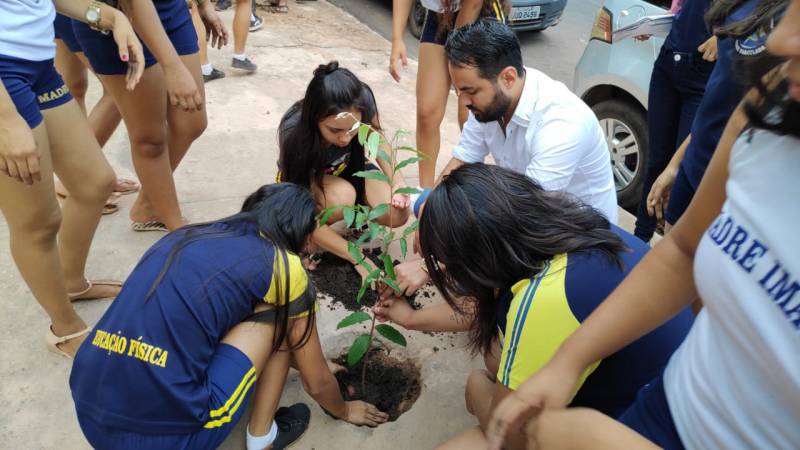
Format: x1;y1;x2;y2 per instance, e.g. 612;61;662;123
441;19;618;223
383;19;618;300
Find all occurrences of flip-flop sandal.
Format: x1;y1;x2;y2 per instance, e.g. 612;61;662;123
131;220;169;232
45;324;91;360
268;5;289;13
68;278;123;302
114;178;140;195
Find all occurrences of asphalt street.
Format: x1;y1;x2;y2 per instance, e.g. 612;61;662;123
328;0;605;88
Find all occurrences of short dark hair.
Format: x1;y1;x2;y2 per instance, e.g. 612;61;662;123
445;19;525;80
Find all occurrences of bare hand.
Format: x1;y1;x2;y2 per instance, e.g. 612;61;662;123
165;63;202;111
110;10;145;91
372;296;414;327
486;361;579;450
698;35;718;62
327;360;346;375
389;40;408;82
391;193;411;209
646;165;678;220
0;112;39;184
199;1;228;49
379;259;429;300
345;400;389;427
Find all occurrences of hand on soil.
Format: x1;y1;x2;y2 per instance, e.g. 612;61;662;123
345;400;389;427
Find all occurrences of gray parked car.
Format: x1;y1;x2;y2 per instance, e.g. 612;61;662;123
408;0;568;38
573;0;670;208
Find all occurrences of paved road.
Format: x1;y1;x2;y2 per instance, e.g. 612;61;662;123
328;0;604;88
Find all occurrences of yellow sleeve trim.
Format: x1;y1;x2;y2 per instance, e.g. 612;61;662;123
264;252;316;318
497;255;601;391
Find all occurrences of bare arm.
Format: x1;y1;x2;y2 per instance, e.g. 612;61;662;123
0;81;39;184
454;0;485;29
391;0;414;41
437;157;466;184
290;317;348;418
373;296;473;332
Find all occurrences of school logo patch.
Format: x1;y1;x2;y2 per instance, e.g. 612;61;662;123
735;28;768;56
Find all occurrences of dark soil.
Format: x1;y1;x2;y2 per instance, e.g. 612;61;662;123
332;349;422;421
311;251;422;311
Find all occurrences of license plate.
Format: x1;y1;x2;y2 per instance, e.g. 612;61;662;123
510;5;541;21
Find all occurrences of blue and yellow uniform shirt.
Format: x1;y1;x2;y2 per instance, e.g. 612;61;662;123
69;222;316;433
496;225;694;418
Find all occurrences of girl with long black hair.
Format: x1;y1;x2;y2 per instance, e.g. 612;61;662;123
486;2;800;449
278;61;411;283
70;183;388;450
374;163;693;449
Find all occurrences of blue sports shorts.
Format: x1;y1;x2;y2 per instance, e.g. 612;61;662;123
76;344;256;450
0;54;73;128
73;0;199;75
54;13;83;53
618;375;686;450
420;0;507;45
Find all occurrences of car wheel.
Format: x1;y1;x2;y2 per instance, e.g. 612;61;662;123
592;100;648;210
408;0;425;39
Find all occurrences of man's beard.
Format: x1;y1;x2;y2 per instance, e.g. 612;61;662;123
469;87;512;123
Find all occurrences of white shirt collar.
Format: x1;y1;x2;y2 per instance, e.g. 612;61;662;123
508;69;539;128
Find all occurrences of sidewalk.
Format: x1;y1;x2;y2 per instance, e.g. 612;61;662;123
0;2;478;449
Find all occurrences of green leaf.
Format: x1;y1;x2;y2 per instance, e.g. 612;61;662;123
347;241;363;264
396;145;425;156
337;311;371;329
356;269;380;303
383;278;401;294
395;157;423;172
355;212;367;229
368;204;390;221
358;124;370;145
399;237;407;259
376;324;407;347
402;220;419;237
393;186;422;195
343;208;355;228
347;334;372;366
367;222;383;242
355;230;372;246
353;170;390;184
317;207;338;227
382;253;396;280
367;132;380;158
376;148;392;164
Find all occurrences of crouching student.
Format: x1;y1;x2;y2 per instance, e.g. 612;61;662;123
70;183;388;450
372;164;694;449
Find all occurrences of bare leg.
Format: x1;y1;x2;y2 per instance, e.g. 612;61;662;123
311;175;357;261
364;177;410;227
98;66;184;230
526;408;661;450
44;101;118;296
436;427;488;450
416;43;451;188
0;123;84;357
54;40;88;113
166;53;207;171
74;53;123;148
234;0;252;55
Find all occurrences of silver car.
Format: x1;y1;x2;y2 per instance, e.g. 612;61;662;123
574;0;670;208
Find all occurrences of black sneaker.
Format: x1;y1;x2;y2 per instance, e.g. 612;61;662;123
250;15;264;32
231;57;258;73
202;67;226;83
272;403;310;450
215;0;231;11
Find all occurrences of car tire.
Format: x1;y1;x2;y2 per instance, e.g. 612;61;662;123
408;0;425;39
592;99;648;210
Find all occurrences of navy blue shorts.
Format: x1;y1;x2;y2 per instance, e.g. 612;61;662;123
664;165;695;225
76;344;256;450
420;0;507;45
0;54;73;128
54;13;83;53
73;0;199;75
618;375;685;450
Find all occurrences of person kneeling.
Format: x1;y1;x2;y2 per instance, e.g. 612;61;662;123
374;164;694;449
70;183;387;450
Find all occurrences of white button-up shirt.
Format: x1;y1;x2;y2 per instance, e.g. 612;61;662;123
452;68;618;224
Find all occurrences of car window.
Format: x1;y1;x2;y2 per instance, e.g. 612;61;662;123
642;0;671;9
